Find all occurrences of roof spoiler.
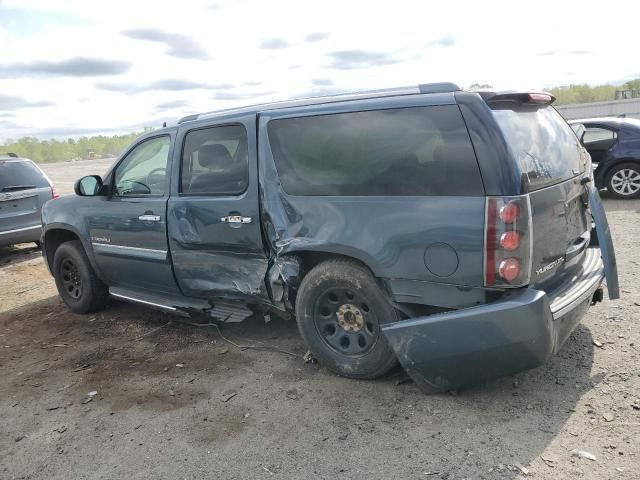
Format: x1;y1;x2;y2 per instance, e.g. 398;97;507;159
480;91;556;105
0;152;18;158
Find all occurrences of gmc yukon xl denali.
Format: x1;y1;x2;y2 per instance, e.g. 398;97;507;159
41;83;619;392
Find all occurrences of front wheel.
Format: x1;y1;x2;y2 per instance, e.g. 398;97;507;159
605;163;640;199
53;240;109;314
295;259;399;379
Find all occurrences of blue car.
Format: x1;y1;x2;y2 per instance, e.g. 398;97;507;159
40;83;619;392
570;117;640;199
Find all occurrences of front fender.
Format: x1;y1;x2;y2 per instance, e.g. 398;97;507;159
41;197;104;281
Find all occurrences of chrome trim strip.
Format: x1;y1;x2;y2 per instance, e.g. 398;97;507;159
91;242;166;254
0;191;38;202
550;249;604;318
0;224;41;235
110;292;176;311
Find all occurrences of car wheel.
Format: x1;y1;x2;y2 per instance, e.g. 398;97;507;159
53;240;109;314
295;259;399;379
605;163;640;199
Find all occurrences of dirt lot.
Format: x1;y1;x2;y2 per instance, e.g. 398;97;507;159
1;161;639;479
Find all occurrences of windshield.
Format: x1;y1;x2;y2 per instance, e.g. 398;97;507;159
492;105;583;191
0;160;49;191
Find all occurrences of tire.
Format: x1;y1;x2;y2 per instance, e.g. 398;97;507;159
53;240;109;314
295;259;399;379
605;162;640;199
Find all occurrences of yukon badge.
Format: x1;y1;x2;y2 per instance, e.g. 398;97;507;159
536;257;565;276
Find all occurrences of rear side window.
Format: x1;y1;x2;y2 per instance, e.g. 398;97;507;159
491;105;583;191
583;127;617;148
0;160;49;191
267;105;484;196
181;124;249;195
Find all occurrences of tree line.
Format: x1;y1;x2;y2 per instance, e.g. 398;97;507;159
470;79;640;105
1;132;143;164
549;78;640;105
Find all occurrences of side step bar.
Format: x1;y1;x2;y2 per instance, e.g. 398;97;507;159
108;287;254;322
109;287;209;317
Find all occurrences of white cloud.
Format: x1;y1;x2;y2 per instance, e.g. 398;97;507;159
0;0;639;140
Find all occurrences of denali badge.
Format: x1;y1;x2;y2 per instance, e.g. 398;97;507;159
91;236;110;243
536;257;564;276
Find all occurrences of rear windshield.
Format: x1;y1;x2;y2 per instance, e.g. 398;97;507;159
491;105;583;191
0;160;49;191
267;105;484;196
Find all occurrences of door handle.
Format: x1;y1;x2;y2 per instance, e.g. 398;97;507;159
221;215;252;224
138;214;161;222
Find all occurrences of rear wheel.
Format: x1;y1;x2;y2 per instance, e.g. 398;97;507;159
295;259;399;379
605;163;640;199
53;240;109;314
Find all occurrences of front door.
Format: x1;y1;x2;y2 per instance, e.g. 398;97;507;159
88;133;179;295
167;115;269;301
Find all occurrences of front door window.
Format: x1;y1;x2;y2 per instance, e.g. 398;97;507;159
114;136;170;196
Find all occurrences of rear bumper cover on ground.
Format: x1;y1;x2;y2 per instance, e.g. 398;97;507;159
382;247;604;393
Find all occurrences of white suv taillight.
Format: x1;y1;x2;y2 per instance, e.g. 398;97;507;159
484;195;533;287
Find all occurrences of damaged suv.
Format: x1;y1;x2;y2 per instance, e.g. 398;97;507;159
41;83;619;392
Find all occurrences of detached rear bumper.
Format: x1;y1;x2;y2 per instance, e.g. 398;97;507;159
382;248;604;393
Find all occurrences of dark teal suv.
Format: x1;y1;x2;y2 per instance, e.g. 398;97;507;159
41;83;619;392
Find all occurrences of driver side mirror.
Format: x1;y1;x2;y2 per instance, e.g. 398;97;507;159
74;175;104;196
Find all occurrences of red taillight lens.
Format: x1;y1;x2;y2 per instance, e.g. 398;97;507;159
484;196;532;288
499;202;519;223
51;185;59;199
500;231;520;251
484;198;498;285
499;258;520;282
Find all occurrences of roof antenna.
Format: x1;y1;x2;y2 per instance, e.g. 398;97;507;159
162;121;167;128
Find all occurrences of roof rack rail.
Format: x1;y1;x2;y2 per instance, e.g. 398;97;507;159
418;82;461;94
177;81;460;124
0;152;18;158
177;113;199;124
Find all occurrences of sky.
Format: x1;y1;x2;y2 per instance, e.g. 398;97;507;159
0;0;639;141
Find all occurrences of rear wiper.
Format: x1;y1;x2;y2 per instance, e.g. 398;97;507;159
1;185;37;192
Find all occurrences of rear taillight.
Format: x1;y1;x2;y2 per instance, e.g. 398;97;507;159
51;185;59;199
484;195;532;287
500;231;521;251
498;258;520;282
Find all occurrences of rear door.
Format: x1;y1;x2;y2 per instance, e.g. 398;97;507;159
0;160;51;234
491;104;591;290
167;115;268;300
581;126;617;164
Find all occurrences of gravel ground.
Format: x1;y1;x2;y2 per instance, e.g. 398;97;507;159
0;162;638;479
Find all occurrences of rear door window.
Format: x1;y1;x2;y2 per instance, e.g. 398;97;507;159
583;127;617;149
267;105;484;196
181;124;249;195
0;160;49;191
491;105;583;191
